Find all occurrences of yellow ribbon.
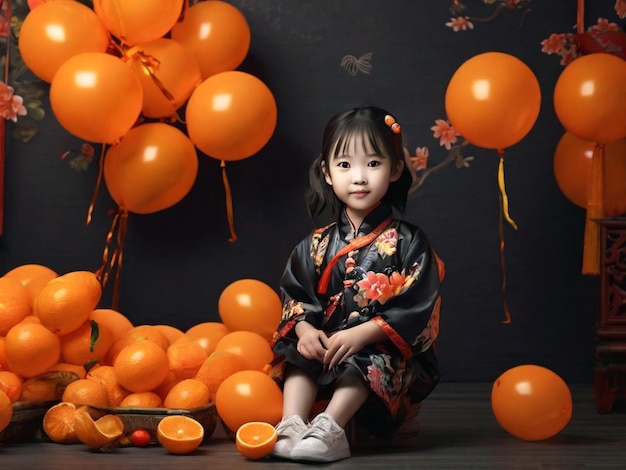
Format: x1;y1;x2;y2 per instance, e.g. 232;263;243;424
221;161;238;242
496;150;516;324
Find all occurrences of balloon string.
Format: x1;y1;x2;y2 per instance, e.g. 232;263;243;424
496;149;514;324
221;160;238;242
577;0;584;33
95;208;129;309
86;144;107;225
497;150;517;230
498;189;512;325
582;143;605;275
95;208;122;288
133;50;176;103
112;210;128;310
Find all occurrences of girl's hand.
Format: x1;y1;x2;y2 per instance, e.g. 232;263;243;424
296;322;329;362
323;329;367;370
323;321;388;369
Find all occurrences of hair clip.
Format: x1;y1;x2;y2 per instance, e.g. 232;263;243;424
384;114;402;134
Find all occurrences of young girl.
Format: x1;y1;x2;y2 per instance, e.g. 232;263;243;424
269;106;445;462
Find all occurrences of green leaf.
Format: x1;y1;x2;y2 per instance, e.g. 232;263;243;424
90;320;100;353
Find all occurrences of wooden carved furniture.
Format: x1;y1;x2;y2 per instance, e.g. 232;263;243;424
594;218;626;413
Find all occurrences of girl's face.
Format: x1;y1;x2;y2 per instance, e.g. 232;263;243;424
322;133;403;227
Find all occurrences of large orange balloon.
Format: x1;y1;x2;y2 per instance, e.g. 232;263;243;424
554;132;626;216
445;52;541;150
92;0;183;46
554;53;626;144
171;0;250;79
103;123;198;214
19;1;110;83
491;365;572;441
125;38;202;119
214;331;274;371
186;71;277;161
50;52;143;144
218;279;282;341
215;370;283;432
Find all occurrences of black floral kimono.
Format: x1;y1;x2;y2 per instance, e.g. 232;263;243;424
269;203;445;438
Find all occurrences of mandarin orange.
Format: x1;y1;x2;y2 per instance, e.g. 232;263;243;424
5;322;61;378
106;325;170;365
123;325;170;350
4;263;58;286
0;390;13;433
35;270;102;335
167;337;208;380
113;339;169;393
61;378;109;407
153;370;179;401
89;308;134;343
86;365;129;407
3;264;58;286
0;370;23;403
119;391;163;408
0;337;9;371
19;370;79;402
60;318;115;367
185;322;230;355
48;362;87;379
0;276;32;336
195;349;247;402
24;273;58;310
154;324;185;344
163;378;210;410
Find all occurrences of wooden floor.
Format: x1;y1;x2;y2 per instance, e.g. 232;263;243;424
0;382;624;469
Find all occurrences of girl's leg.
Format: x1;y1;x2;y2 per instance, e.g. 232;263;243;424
290;373;368;462
324;372;369;427
272;365;319;459
282;364;319;419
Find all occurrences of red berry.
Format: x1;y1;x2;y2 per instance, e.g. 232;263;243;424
129;428;151;447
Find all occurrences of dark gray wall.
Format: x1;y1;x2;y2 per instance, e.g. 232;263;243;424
2;0;619;383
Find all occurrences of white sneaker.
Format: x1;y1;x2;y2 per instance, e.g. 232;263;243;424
271;415;309;459
290;413;351;462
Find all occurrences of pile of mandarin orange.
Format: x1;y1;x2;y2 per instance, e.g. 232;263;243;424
0;264;275;457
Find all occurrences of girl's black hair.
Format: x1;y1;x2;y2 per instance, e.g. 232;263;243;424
306;106;412;224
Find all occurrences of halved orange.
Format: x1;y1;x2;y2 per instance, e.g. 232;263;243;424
156;415;204;455
235;421;277;460
73;406;124;449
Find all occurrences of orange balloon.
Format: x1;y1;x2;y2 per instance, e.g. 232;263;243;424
171;0;250;79
218;279;282;341
554;53;626;144
215;370;283;432
445;52;541;150
186;71;277;161
491;365;572;441
92;0;183;46
554;132;626;216
125;38;202;119
103;123;198;214
214;331;273;371
50;52;142;144
19;1;110;83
